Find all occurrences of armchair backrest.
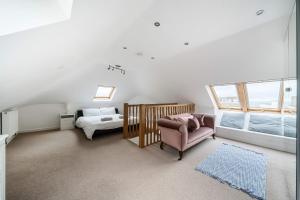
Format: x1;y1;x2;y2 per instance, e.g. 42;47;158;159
157;118;184;130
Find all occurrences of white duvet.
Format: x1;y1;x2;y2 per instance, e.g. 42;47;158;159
76;114;136;140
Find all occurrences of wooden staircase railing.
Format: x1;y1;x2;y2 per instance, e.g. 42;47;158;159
123;103;195;148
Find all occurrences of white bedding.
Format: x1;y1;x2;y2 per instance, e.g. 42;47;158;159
76;114;136;140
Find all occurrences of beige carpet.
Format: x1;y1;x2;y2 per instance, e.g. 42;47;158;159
7;129;296;200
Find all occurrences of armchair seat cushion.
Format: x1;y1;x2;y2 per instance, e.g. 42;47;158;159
188;127;214;143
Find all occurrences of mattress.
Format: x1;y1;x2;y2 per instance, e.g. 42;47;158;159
76;114;136;140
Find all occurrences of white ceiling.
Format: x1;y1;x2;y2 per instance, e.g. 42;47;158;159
106;0;294;68
0;0;295;111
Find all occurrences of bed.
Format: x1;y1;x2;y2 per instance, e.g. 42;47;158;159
75;107;136;140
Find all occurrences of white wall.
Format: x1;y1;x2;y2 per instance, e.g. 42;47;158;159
216;126;296;153
16;63;139;131
127;95;158;104
0;0;154;112
2;2;294;146
287;5;296;77
66;102;124;115
18;104;66;133
134;17;289;113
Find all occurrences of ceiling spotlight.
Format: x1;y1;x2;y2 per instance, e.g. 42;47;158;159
256;9;264;16
154;21;160;27
184;42;189;46
151;57;155;60
107;64;126;75
123;46;127;49
136;52;143;56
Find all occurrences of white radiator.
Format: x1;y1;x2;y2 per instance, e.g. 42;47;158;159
1;110;18;143
0;136;7;200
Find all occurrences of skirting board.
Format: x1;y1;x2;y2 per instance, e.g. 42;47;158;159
5;133;17;144
216;126;296;154
18;127;60;134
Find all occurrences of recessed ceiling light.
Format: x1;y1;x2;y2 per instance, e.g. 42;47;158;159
154;21;160;27
151;57;155;60
136;52;143;56
256;9;264;16
184;42;189;46
57;65;64;70
123;46;127;49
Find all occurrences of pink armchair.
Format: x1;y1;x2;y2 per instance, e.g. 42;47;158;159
158;114;215;160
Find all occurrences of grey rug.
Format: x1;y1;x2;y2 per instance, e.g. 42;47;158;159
196;143;267;200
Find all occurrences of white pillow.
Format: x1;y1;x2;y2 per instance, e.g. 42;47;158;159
99;107;116;115
82;108;100;117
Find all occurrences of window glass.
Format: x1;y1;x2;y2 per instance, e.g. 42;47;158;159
248;114;282;136
220;112;245;129
213;85;240;108
283;116;296;138
283;80;297;110
94;86;115;100
246;81;281;109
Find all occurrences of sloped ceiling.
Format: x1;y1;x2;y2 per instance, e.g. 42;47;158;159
0;0;295;112
134;17;292;113
0;0;73;36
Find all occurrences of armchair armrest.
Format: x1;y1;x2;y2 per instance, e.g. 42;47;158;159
158;118;189;151
193;114;216;132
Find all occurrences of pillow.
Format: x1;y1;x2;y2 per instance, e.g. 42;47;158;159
188;117;200;132
82;108;100;117
166;113;193;120
177;116;192;125
199;115;205;126
99;107;116;115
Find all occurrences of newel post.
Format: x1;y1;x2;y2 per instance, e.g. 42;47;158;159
123;103;129;139
139;104;146;148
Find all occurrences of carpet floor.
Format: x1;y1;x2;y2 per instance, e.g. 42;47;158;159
6;129;296;200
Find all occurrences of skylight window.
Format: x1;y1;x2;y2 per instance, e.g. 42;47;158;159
210;79;297;138
0;0;73;36
246;81;281;111
209;79;296;113
211;85;241;109
93;86;116;101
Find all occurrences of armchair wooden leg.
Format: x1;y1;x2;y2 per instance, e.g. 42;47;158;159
160;142;164;150
178;151;183;161
212;134;216;140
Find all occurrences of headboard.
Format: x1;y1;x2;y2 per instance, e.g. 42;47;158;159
75;108;119;121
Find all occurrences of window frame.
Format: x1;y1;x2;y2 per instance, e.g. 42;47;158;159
93;85;116;101
210;79;296;114
244;80;283;113
210;84;242;110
